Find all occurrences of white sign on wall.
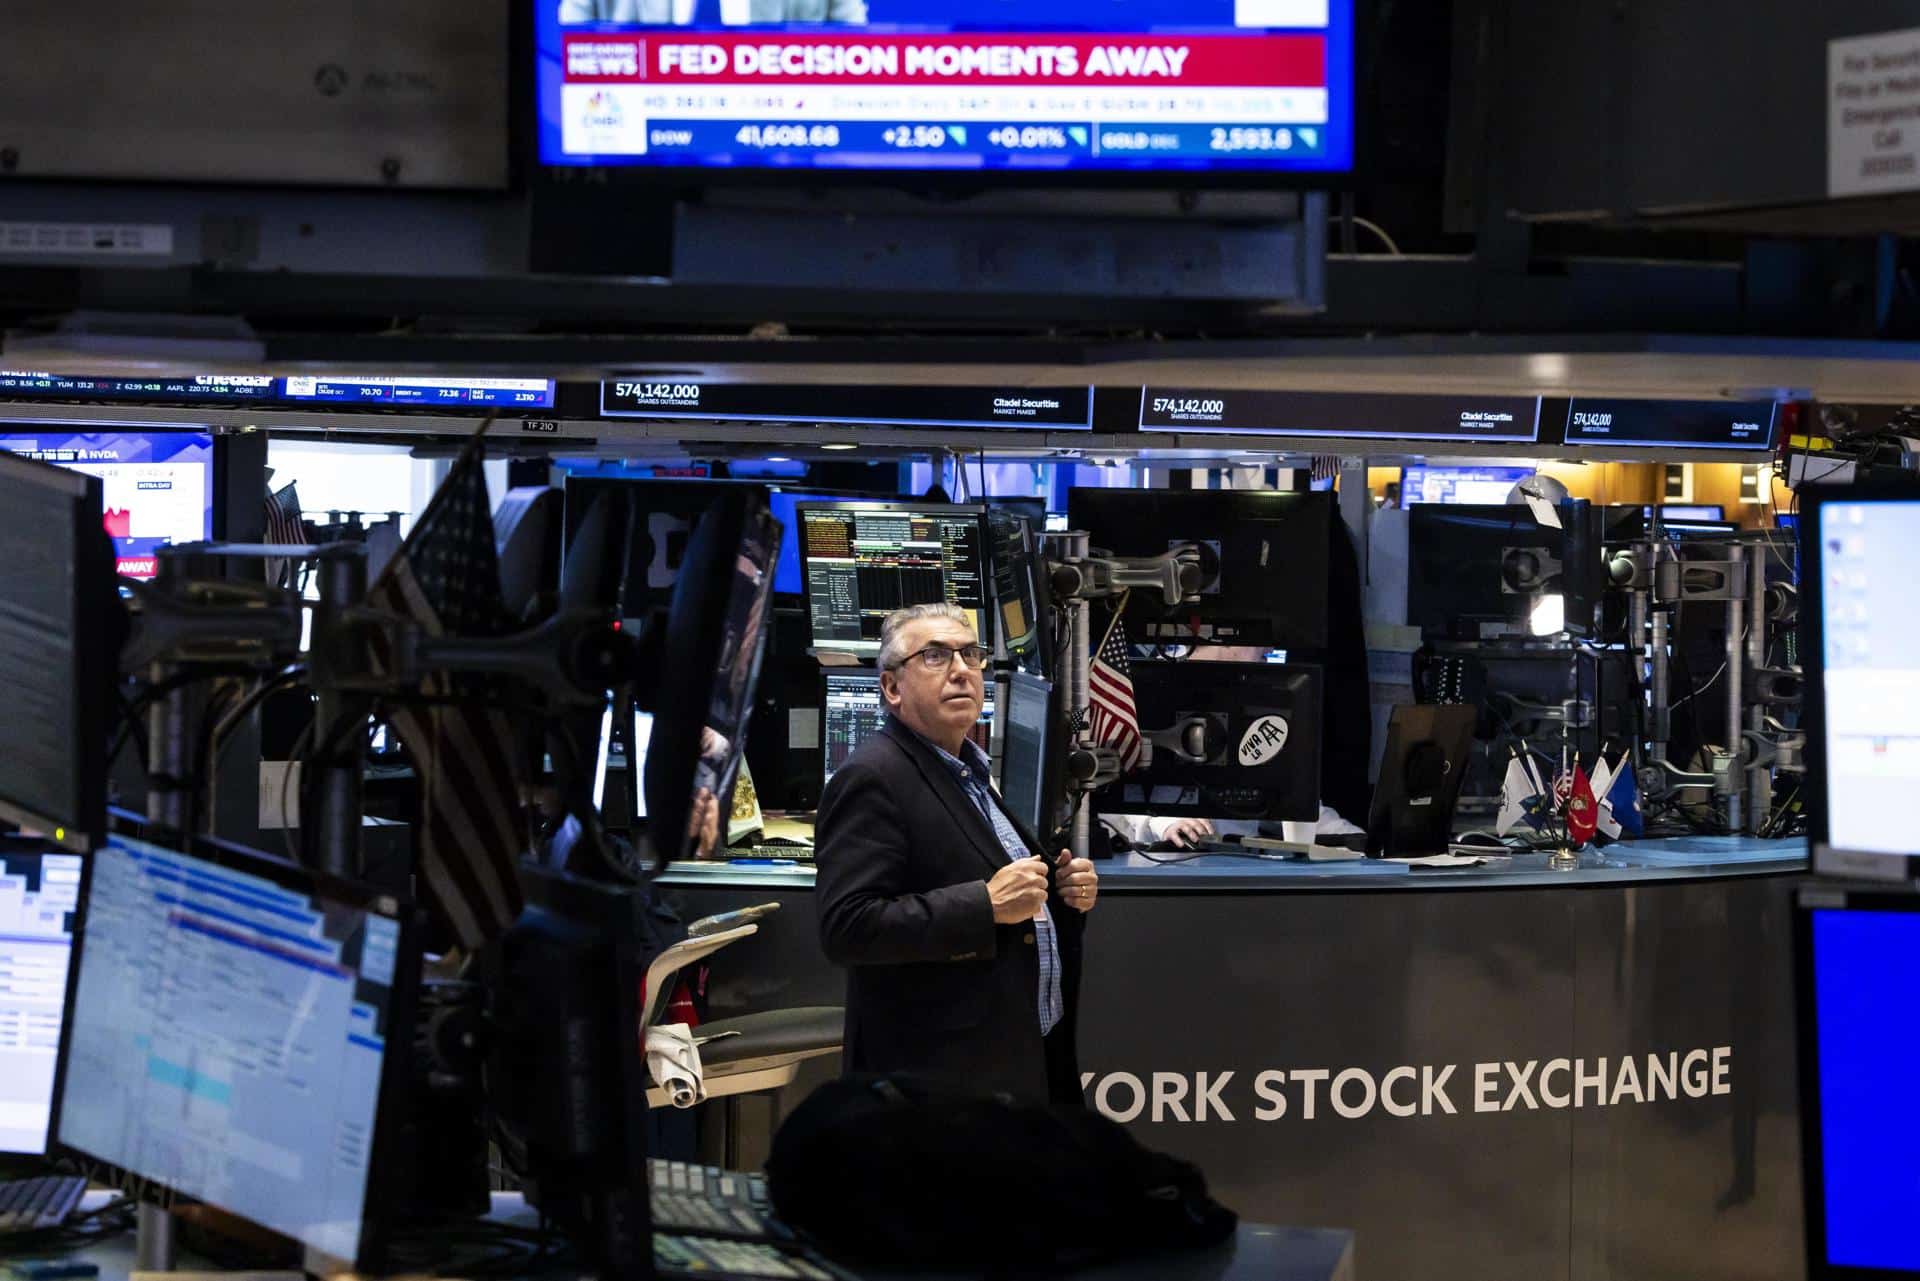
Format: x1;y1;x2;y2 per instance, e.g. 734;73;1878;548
1830;26;1920;197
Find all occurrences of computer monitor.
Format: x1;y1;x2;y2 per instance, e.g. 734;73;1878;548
1066;490;1332;651
489;865;653;1276
997;672;1058;840
1408;502;1602;642
0;846;80;1157
1604;505;1739;539
1660;504;1726;521
1095;661;1323;823
1795;888;1920;1277
0;450;118;853
798;502;993;657
1400;466;1535;505
987;505;1053;680
1367;705;1479;856
1800;485;1920;880
643;490;782;865
53;832;415;1269
0;430;215;580
820;670;994;795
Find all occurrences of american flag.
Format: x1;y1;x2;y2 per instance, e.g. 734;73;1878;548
366;426;526;949
264;480;303;588
1089;611;1143;774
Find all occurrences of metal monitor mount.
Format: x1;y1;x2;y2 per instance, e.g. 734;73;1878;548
1042;532;1202;858
122;540;647;1270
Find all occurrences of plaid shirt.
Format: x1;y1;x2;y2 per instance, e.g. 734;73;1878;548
911;726;1064;1037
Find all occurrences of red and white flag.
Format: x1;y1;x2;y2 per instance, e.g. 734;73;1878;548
1090;610;1143;774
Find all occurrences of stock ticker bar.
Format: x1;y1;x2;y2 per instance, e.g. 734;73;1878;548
1560;399;1781;451
599;382;1097;430
0;372;557;412
1138;389;1545;443
541;0;1353;175
0;371;276;401
279;376;557;409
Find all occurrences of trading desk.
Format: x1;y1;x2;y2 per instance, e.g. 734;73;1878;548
63;1194;1355;1281
657;835;1808;1281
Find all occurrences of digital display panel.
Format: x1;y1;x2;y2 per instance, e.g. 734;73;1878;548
281;376;556;409
601;381;1094;429
0;372;556;413
1561;399;1779;451
0;371;273;402
1139;389;1543;444
538;0;1354;175
0;431;215;580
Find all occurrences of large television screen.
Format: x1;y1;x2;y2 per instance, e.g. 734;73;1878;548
537;0;1354;176
0;431;214;579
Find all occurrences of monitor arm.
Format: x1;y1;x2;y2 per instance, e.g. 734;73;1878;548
1047;544;1203;609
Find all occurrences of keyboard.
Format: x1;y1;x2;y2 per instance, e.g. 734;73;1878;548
0;1175;87;1234
655;1234;850;1280
649;1157;786;1239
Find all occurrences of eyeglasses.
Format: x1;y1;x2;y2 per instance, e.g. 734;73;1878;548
894;643;990;672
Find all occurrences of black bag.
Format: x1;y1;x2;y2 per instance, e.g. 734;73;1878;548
766;1074;1238;1269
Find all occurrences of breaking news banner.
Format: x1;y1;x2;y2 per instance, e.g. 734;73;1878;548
535;0;1354;173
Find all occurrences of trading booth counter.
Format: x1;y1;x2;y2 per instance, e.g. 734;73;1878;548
659;834;1803;894
657;836;1808;1281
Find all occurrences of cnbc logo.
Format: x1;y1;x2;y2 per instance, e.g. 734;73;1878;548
582;90;624;132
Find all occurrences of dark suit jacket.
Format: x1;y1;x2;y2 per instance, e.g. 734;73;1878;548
815;717;1086;1105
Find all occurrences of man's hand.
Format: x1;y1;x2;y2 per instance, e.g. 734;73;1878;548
1055;850;1099;913
987;856;1051;924
1159;817;1216;849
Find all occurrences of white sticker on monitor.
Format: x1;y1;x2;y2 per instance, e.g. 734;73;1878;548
1238;715;1291;765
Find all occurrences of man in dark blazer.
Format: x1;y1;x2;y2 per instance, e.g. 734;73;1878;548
815;603;1098;1105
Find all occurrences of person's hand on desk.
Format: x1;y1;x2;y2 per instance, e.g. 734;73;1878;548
1157;817;1216;849
987;856;1051;924
1055;850;1099;913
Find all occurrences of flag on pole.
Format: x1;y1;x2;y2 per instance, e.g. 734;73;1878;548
1496;753;1543;837
1089;605;1143;774
264;479;304;588
1606;758;1645;839
1589;753;1623;841
366;424;527;949
1565;760;1599;846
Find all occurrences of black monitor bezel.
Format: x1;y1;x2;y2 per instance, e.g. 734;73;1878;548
1798;480;1920;882
1066;487;1334;651
1096;658;1323;823
50;824;419;1272
796;500;996;656
520;0;1366;194
1793;886;1920;1281
0;451;112;855
997;669;1060;839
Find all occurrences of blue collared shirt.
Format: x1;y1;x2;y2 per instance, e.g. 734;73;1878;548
907;723;1063;1037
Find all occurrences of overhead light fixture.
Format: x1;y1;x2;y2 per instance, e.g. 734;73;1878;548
766;456;792;463
821;443;857;451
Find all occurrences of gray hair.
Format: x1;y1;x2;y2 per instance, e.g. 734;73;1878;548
877;603;977;671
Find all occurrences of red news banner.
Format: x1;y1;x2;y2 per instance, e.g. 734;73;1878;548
563;32;1327;89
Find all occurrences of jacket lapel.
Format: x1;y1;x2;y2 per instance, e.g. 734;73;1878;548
879;720;1010;875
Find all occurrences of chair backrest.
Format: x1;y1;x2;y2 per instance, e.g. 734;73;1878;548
639;922;758;1031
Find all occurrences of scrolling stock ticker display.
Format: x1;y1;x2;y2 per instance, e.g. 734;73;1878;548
539;0;1354;175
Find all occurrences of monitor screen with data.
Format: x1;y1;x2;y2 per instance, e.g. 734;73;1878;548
1807;495;1920;877
537;0;1354;177
55;836;410;1266
0;849;80;1156
820;669;992;792
799;502;991;656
